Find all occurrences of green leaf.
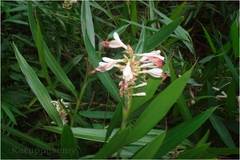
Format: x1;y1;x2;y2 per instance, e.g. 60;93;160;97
27;1;78;98
141;0;194;54
94;129;131;158
13;43;62;126
134;25;147;53
170;1;186;20
209;113;236;148
105;103;122;142
36;19;55;96
196;130;210;147
61;124;79;159
146;17;183;51
199;22;217;54
2;103;17;125
169;62;192;121
130;77;162;115
132;131;166;159
223;52;239;84
175;143;211;159
81;0;95;48
130;1;137;38
79;111;114;119
3;19;28;25
226;79;237;121
126;66;194;144
2;125;55;150
1;134;45;159
230;19;239;59
154;107;216;158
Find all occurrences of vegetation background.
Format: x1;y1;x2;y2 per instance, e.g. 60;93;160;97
1;0;239;159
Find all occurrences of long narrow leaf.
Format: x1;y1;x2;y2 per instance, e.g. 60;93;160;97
132;131;166;159
13;43;62;126
154;107;216;158
81;1;95;48
209;113;236;148
126;66;193;144
27;1;78;98
175;143;211;159
146;17;183;51
61;124;79;159
2;125;55;150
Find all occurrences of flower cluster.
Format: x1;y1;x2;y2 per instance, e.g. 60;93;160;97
62;0;77;9
51;99;70;125
91;32;167;97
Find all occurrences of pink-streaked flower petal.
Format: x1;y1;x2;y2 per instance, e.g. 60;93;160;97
101;32;127;50
148;57;163;68
140;68;165;78
91;61;117;74
138;50;164;68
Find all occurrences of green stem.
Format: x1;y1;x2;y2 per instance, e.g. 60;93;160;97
120;89;132;131
71;62;89;127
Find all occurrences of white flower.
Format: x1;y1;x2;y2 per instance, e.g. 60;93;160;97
138;50;164;68
101;32;127;50
123;62;133;81
140;68;165;78
134;83;147;88
132;92;146;96
91;57;124;73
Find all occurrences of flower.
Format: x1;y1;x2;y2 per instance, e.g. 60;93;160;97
133;82;147;88
51;99;69;125
139;68;166;78
132;92;146;96
101;32;127;50
139;50;164;68
123;62;133;81
91;57;124;73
